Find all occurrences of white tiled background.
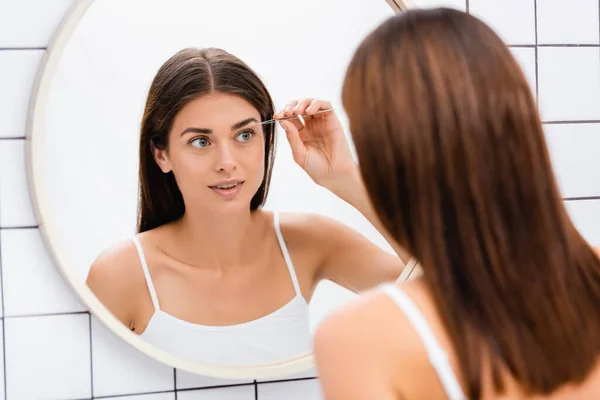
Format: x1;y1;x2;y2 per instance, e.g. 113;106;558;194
0;0;599;398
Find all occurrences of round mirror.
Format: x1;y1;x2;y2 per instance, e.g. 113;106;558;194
27;0;407;379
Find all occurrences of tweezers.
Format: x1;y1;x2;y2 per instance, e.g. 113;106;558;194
256;108;334;125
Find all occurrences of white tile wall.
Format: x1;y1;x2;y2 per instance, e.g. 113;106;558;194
177;385;256;400
0;0;77;48
0;0;599;399
469;0;536;45
90;318;174;398
537;0;600;44
565;200;600;246
175;369;252;391
538;47;600;121
4;314;91;399
257;379;324;400
545;124;600;198
0;141;37;228
411;0;466;10
111;394;174;400
510;47;537;99
1;229;84;317
0;51;44;137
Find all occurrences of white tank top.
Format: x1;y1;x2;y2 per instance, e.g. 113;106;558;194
380;283;466;400
131;212;312;366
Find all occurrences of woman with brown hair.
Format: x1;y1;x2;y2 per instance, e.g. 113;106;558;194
305;7;600;400
86;47;410;366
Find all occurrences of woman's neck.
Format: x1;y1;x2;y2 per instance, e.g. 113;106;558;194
171;206;264;270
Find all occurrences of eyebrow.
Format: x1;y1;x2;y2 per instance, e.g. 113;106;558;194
180;117;259;136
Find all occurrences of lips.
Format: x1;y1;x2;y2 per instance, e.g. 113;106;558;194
209;180;244;200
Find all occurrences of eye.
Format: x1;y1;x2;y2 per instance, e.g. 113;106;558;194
190;137;210;148
235;130;255;143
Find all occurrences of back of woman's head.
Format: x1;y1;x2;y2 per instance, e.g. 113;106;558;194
137;48;276;232
343;7;600;398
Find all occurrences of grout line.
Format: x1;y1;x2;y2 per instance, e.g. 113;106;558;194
0;47;45;51
94;376;318;398
176;381;256;392
3;310;89;319
89;313;94;398
543;120;600;125
564;196;600;202
93;389;175;399
533;0;539;105
508;44;600;48
0;226;38;230
173;369;177;399
257;376;318;385
537;44;600;47
254;380;258;400
0;188;8;400
0;137;26;141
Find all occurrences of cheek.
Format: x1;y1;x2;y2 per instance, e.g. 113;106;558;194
253;141;266;176
171;152;207;182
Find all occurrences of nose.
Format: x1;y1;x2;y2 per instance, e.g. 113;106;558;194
214;143;237;174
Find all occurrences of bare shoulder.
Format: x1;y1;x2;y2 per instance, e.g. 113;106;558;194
86;237;148;326
276;211;363;250
314;281;453;400
276;211;344;237
314;285;422;360
87;238;142;289
313;288;410;399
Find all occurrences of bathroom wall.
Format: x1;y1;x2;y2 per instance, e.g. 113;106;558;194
0;0;598;399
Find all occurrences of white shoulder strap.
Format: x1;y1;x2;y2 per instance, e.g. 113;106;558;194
273;212;302;296
380;284;466;400
131;236;160;311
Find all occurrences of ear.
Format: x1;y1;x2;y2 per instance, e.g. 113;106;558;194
150;141;172;173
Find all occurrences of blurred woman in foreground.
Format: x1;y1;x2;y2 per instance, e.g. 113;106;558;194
312;8;600;400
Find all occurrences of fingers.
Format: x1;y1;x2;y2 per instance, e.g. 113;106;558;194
293;98;315;115
273;100;300;119
274;98;330;117
272;98;334;128
274;100;304;131
305;99;333;114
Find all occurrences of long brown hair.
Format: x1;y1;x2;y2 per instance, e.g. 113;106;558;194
343;8;600;398
137;48;276;233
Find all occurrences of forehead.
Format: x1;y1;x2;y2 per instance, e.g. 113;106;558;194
172;93;261;131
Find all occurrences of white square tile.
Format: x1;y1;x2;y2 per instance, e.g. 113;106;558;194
1;228;85;316
469;0;536;45
0;51;44;137
0;0;76;48
258;379;324;400
176;369;252;390
544;124;600;198
537;0;600;44
111;393;175;400
91;317;174;397
0;321;5;400
510;47;537;99
538;47;600;122
565;200;600;247
412;0;466;10
0;140;37;227
178;385;255;400
4;314;91;399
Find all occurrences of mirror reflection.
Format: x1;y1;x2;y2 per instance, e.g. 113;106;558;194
31;0;408;371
